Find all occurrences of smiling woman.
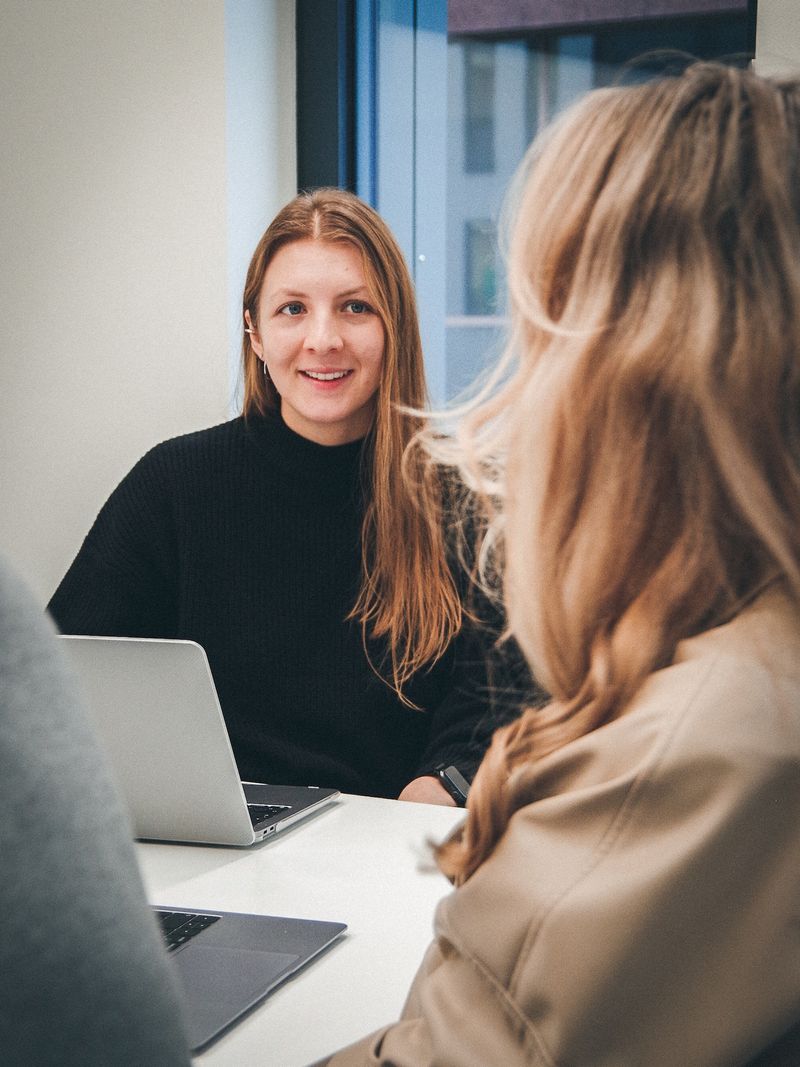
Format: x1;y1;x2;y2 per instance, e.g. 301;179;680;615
246;239;385;445
46;188;535;804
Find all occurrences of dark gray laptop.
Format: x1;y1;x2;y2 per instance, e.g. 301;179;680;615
59;635;339;845
154;905;346;1053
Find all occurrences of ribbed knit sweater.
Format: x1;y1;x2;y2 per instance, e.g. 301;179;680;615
48;414;522;798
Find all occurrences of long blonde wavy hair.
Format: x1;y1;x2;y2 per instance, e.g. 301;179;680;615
242;188;461;700
436;62;800;883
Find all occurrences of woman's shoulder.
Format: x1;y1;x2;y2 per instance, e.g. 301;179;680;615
611;589;799;784
84;420;248;523
140;417;245;462
533;585;800;788
662;584;800;762
675;584;800;692
122;418;246;483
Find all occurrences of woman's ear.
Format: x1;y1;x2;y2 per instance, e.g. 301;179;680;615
244;310;263;357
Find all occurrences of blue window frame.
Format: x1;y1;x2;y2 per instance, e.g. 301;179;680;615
355;1;448;401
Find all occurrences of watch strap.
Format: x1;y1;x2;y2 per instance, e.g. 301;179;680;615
434;763;469;807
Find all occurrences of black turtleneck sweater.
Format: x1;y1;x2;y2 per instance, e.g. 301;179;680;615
48;414;525;798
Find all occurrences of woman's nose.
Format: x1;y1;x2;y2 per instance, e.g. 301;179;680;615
304;311;344;353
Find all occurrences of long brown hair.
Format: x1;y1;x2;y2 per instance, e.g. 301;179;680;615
436;62;800;882
242;188;461;699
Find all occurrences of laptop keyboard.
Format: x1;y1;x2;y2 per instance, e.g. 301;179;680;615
248;803;290;828
156;909;220;952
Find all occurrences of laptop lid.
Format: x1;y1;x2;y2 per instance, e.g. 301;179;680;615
58;635;337;846
155;905;346;1053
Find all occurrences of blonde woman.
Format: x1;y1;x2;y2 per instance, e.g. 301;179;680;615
48;189;525;803
324;63;800;1065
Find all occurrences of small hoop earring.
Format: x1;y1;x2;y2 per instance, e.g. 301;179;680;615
262;360;268;378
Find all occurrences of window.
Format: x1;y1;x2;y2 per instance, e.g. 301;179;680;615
443;3;753;400
464;218;497;316
463;43;495;173
347;1;754;402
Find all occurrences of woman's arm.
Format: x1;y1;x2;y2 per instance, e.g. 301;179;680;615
406;609;542;799
397;776;455;805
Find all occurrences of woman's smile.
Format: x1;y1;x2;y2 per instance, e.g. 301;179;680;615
300;368;354;383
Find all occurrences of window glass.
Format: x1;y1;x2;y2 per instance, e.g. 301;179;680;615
444;8;751;399
464;43;496;174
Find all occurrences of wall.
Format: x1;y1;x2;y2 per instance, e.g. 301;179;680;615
756;0;800;75
0;0;296;603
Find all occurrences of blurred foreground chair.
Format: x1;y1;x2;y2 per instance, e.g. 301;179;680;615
0;554;191;1065
743;1016;800;1066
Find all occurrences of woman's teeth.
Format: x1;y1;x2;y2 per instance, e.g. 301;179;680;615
304;370;350;381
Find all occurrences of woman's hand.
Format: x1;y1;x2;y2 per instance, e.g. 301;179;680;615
398;776;456;806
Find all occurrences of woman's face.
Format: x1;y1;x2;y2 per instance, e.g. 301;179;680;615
246;238;385;446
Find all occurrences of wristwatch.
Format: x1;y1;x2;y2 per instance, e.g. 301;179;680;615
433;763;470;807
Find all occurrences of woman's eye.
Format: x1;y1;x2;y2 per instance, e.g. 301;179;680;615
279;303;304;317
345;300;372;314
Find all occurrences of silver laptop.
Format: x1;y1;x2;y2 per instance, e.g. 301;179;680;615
154;905;346;1053
59;635;339;845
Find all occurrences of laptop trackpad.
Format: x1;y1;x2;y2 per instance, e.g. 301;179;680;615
173;945;300;1051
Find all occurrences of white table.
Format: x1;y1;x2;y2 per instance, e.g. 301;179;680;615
136;793;464;1065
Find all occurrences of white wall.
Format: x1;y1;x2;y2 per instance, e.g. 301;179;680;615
225;0;297;407
755;0;800;75
0;0;296;603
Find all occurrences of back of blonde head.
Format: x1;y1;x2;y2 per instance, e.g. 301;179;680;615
440;62;800;882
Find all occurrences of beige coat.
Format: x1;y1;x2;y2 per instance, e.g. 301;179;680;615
328;588;800;1066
